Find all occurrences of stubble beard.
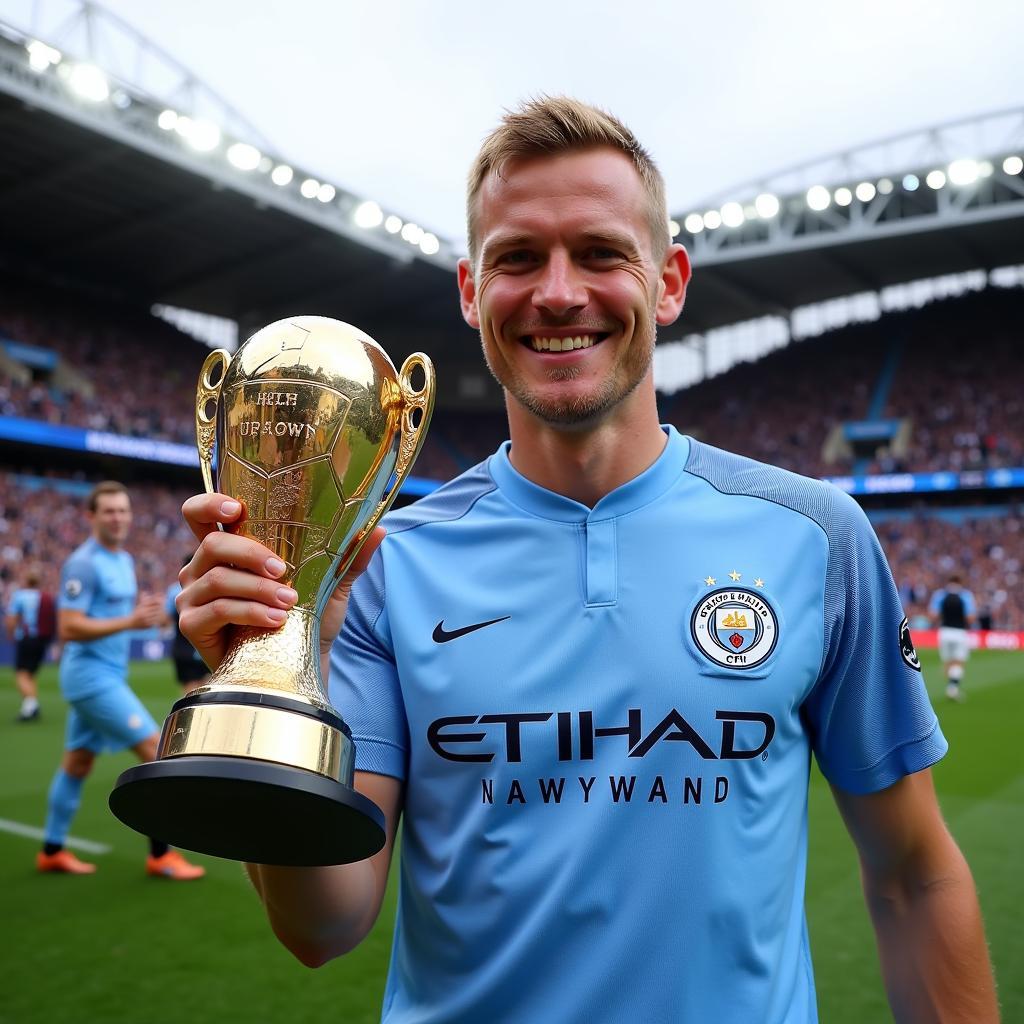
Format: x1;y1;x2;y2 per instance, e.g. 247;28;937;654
483;311;657;428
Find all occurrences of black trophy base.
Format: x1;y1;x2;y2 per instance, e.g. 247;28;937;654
109;756;385;866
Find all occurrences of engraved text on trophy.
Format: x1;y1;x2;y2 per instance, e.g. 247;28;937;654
220;380;358;609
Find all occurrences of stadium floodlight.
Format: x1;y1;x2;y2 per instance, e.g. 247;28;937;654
401;222;424;244
703;209;722;229
926;169;946;189
158;109;178;130
111;90;131;110
855;181;876;202
1004;155;1024;176
420;232;440;256
978;160;993;178
877;177;894;195
69;64;110;102
384;214;403;234
683;213;704;234
258;156;273;173
721;202;744;227
948;159;979;186
834;187;853;207
754;193;779;219
902;173;920;191
174;116;220;152
806;185;831;211
227;143;261;171
317;183;336;203
300;178;320;199
27;40;61;72
669;219;680;238
271;164;294;186
354;200;384;229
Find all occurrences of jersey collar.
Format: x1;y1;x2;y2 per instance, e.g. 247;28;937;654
488;425;690;524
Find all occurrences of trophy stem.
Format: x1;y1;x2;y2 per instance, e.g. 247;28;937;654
202;609;331;712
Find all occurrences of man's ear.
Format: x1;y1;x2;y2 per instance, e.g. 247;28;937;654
655;244;691;327
457;257;480;328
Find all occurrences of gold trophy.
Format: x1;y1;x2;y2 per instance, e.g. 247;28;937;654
110;316;434;865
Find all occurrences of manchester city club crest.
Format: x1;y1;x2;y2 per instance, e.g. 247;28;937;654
690;582;779;671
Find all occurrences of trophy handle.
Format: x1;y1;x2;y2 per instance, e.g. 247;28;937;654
195;348;232;496
349;352;435;557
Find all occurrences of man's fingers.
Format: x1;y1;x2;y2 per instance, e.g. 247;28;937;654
181;493;244;543
186;565;298;612
178;598;290;642
181;529;287;587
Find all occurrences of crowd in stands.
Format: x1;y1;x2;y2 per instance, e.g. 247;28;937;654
1;472;1021;634
876;291;1023;473
658;288;1024;480
0;291;211;446
877;510;1024;632
1;287;1021;481
657;327;887;479
0;474;195;613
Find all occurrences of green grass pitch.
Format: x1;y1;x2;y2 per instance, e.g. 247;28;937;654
1;649;1020;1023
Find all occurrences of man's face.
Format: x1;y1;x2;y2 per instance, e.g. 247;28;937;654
89;492;132;547
459;147;689;427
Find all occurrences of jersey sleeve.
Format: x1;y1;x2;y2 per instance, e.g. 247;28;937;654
963;591;977;618
59;554;97;613
927;590;943;615
328;549;408;781
803;490;947;794
165;583;180;617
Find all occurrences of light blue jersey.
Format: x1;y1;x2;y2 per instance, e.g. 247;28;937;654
58;537;137;701
165;581;181;618
331;427;946;1024
928;588;976;624
8;588;41;640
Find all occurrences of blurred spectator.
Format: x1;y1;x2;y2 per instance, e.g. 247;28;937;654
0;474;194;619
874;510;1023;631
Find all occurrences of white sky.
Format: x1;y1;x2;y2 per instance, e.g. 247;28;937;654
3;0;1023;248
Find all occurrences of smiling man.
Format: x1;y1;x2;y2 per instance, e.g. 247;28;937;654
177;98;998;1022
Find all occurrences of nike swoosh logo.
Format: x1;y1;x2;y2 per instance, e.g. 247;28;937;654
432;616;510;643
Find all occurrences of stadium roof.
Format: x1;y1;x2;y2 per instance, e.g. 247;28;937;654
0;80;466;335
1;9;1022;409
0;15;474;400
667;108;1024;334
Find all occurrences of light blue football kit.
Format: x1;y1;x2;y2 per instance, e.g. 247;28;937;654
928;588;977;624
165;581;181;621
57;537;156;752
331;426;946;1024
7;588;41;640
44;537;157;849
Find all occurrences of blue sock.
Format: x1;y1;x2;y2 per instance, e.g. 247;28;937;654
43;770;85;847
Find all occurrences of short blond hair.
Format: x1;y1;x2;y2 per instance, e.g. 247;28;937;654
466;96;669;265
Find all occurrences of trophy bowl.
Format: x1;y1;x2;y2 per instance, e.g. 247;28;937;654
109;316;434;865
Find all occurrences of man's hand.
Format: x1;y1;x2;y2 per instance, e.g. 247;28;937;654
131;592;165;630
177;493;384;672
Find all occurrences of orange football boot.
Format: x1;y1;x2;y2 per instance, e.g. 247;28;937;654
37;849;97;874
145;849;206;880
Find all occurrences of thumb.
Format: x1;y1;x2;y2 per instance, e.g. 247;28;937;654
325;527;385;606
318;527;387;655
345;526;386;581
